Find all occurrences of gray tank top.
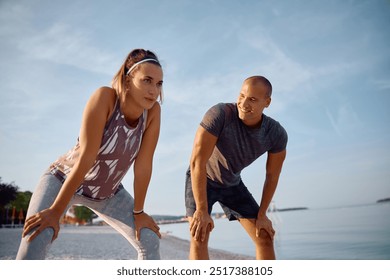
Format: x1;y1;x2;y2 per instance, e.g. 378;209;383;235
50;98;147;200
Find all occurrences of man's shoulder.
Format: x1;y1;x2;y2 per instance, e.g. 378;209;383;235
263;114;283;127
201;103;237;137
205;102;236;119
263;114;287;135
209;102;235;111
262;114;288;150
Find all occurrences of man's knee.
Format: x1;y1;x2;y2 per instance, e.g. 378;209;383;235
189;233;211;260
190;227;211;251
255;229;274;247
190;237;209;259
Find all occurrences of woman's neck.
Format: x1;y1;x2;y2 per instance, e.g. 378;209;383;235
119;94;143;127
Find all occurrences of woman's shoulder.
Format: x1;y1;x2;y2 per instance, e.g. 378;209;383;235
146;102;161;122
148;101;161;115
87;87;117;120
93;86;117;104
93;86;117;100
142;102;160;131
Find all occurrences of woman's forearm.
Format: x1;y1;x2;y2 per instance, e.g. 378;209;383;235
133;163;152;211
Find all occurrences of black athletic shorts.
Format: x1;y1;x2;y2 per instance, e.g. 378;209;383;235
185;169;259;221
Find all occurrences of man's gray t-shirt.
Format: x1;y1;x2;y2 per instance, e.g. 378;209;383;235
200;103;288;188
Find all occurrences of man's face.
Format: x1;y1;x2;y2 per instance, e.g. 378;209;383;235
237;81;271;127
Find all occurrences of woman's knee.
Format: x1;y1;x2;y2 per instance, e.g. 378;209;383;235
138;228;160;259
16;227;54;260
139;228;159;244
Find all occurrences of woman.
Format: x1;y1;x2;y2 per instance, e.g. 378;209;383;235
16;49;163;260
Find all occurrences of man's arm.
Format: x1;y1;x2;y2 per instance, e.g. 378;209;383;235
257;150;286;238
189;126;218;241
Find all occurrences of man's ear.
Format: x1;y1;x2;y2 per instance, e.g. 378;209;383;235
265;97;271;108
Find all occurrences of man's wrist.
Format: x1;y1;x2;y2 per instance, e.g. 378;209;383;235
257;211;267;218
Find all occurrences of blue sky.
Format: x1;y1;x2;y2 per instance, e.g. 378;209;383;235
0;0;389;215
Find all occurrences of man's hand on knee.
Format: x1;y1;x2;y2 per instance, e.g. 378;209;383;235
255;214;275;240
189;210;214;242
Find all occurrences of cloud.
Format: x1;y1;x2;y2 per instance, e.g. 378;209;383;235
16;22;117;75
238;27;314;101
0;1;118;75
0;2;31;35
325;103;360;137
372;79;390;91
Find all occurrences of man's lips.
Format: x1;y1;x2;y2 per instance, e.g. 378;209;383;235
239;106;252;113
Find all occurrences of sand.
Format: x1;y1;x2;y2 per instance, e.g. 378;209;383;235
0;226;254;260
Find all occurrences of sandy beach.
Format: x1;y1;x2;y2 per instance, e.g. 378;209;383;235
0;225;254;260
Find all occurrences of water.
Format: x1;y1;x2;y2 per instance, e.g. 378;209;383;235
159;202;390;259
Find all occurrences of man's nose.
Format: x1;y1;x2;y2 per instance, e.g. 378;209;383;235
242;97;250;108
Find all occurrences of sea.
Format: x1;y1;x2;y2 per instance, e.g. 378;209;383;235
159;202;390;260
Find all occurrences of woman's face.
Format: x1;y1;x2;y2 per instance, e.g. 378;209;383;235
127;63;163;109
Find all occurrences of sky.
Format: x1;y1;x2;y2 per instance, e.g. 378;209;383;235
0;0;389;215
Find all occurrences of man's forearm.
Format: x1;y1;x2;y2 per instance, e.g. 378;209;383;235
190;164;209;211
258;176;279;216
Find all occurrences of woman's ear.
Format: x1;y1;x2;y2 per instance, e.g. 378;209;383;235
124;74;133;91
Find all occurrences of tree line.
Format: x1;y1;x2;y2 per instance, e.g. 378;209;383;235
0;177;96;226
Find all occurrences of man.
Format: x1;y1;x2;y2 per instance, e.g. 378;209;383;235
185;76;287;260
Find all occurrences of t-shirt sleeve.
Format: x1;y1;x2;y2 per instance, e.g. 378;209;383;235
200;103;226;137
269;124;288;153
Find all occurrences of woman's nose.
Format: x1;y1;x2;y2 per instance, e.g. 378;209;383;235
148;85;159;96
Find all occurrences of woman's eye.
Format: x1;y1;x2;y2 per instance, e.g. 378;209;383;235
143;79;151;84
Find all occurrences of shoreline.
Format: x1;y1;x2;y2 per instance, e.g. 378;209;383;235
0;226;254;260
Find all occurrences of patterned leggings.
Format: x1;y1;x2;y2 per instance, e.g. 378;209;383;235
15;170;160;260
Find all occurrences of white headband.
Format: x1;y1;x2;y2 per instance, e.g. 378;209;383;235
126;58;160;75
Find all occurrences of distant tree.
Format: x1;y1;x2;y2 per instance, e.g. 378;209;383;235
9;191;33;223
0;177;19;208
0;177;19;225
10;191;33;211
74;206;97;224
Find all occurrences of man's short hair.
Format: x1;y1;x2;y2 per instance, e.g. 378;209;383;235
244;76;272;97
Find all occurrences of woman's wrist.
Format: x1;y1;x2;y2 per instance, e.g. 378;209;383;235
133;209;144;215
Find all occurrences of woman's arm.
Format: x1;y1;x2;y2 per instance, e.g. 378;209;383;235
23;87;115;242
132;102;162;240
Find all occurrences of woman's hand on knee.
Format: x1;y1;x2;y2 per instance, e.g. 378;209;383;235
134;212;161;241
22;208;61;243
